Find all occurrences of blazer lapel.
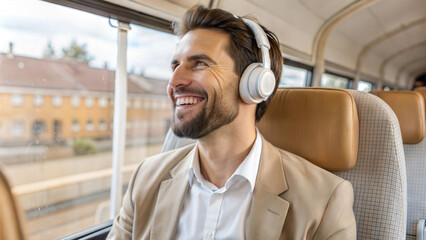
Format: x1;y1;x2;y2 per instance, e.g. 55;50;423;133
150;147;194;240
247;137;290;240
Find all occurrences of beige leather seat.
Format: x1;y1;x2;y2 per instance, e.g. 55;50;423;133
163;87;408;239
375;90;426;240
0;165;27;240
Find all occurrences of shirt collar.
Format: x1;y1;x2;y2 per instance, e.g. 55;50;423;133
187;129;262;192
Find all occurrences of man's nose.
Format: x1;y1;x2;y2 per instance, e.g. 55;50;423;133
169;65;192;89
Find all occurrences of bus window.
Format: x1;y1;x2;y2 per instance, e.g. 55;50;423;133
279;65;310;87
0;1;118;239
357;80;374;92
126;23;177;157
321;73;350;89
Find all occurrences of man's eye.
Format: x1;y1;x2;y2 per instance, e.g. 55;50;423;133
171;64;178;71
193;62;208;70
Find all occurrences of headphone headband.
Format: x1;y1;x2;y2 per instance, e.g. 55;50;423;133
239;18;276;104
242;18;271;69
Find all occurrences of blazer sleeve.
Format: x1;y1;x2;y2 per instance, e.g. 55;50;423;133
106;164;143;240
314;180;357;240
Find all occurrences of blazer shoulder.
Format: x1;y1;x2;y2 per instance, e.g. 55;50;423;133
277;147;351;197
129;144;195;193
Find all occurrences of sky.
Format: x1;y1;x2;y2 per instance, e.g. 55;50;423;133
0;0;179;80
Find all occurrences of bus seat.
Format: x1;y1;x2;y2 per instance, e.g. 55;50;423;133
162;88;407;239
335;89;407;239
0;165;27;240
162;128;197;152
374;90;426;240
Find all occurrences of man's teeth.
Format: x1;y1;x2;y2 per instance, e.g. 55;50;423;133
176;97;200;106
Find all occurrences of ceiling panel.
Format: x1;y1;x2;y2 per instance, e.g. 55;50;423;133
368;40;396;59
297;0;354;20
384;45;426;80
368;0;425;32
392;46;426;67
247;0;323;33
167;0;209;8
333;9;384;47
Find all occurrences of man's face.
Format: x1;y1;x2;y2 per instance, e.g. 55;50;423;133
168;28;240;139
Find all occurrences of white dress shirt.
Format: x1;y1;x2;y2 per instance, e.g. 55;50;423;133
175;130;262;240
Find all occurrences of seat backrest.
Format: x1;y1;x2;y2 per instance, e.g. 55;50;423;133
375;90;426;239
162;88;407;239
0;165;27;240
335;90;407;239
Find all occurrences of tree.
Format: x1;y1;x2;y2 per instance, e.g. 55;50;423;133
43;41;56;58
62;40;93;63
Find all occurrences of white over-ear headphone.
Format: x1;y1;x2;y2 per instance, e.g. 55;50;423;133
239;18;276;104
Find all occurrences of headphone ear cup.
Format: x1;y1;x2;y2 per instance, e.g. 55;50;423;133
239;63;276;104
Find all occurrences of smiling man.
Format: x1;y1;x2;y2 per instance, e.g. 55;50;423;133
108;5;356;240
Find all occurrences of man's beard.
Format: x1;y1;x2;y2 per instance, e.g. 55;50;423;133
171;89;239;139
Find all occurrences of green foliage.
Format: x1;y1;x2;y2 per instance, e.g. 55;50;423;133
72;138;98;155
62;40;93;63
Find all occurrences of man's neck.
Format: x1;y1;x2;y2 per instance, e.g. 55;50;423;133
197;119;257;188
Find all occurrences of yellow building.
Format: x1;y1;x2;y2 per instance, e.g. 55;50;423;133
0;53;171;146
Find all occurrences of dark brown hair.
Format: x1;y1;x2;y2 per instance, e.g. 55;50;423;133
175;5;283;121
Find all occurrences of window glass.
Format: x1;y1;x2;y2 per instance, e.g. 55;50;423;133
11;94;24;106
0;1;117;239
321;73;349;89
33;95;44;106
383;86;391;91
126;23;176;164
98;97;108;108
279;65;308;87
12;121;24;136
85;96;94;108
71;95;81;107
357;80;373;92
98;119;107;131
71;118;80;132
52;95;62;106
86;119;94;132
32;120;46;136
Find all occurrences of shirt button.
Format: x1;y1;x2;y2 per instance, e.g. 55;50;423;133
207;232;213;238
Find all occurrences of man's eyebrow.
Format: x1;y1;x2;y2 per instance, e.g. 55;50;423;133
187;54;217;65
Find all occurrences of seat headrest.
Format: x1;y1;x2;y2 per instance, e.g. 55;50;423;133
257;88;359;171
372;90;425;144
415;87;426;102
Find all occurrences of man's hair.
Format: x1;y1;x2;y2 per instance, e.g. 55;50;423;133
175;5;283;121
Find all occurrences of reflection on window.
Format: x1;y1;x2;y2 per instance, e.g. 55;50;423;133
279;65;308;87
126;23;176;152
0;1;177;239
321;73;349;89
358;80;373;92
384;86;391;91
0;1;117;239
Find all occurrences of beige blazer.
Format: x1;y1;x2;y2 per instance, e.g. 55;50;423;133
108;137;356;240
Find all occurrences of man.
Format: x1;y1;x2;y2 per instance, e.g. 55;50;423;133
108;5;356;240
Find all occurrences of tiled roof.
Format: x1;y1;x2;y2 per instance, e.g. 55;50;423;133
0;53;168;95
